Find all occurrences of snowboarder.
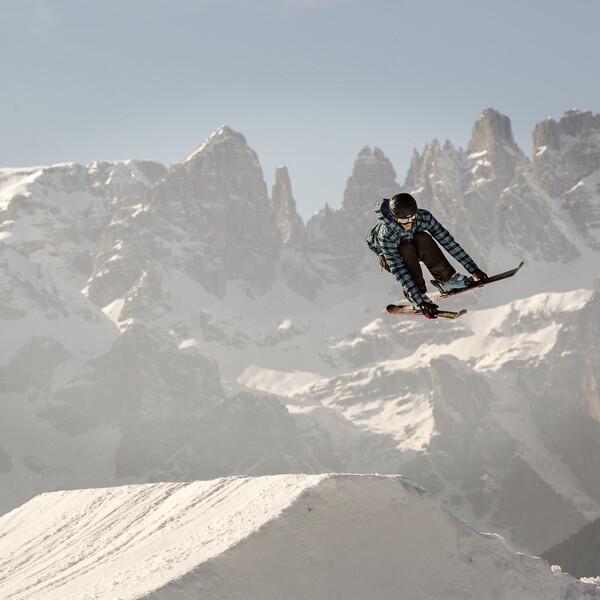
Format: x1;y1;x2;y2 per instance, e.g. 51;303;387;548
367;193;488;318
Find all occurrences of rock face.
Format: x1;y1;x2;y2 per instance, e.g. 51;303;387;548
533;109;600;197
404;108;581;265
1;112;600;557
86;126;283;309
403;108;523;263
533;109;600;249
0;161;166;287
468;108;523;197
496;165;580;263
524;277;600;500
306;146;400;279
270;166;305;245
164;126;283;297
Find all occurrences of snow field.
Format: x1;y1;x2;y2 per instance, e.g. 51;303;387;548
0;474;598;600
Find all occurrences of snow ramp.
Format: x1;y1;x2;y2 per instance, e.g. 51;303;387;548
0;474;598;600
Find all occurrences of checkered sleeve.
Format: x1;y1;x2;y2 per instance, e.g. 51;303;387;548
423;211;478;273
379;231;424;306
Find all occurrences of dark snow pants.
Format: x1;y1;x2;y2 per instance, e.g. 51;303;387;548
399;232;455;293
379;232;455;295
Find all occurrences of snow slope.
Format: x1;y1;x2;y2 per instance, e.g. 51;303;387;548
0;474;598;600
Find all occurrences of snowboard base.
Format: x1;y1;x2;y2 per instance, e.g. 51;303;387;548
386;304;467;319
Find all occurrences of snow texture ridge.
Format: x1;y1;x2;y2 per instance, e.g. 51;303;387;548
1;474;599;600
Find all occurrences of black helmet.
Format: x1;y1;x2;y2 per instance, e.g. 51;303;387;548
389;193;417;219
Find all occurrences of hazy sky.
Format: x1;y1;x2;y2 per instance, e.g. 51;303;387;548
2;0;599;219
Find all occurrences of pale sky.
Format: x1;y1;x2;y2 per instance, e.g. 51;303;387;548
2;0;599;220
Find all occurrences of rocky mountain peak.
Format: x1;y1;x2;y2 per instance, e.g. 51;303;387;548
465;109;525;202
180;126;266;202
533;110;600;192
532;110;600;154
537;109;599;145
270;166;305;245
340;146;400;217
85;125;282;310
305;146;400;271
468;108;520;154
558;109;600;138
404;138;461;203
531;110;600;248
184;125;239;162
404;109;576;266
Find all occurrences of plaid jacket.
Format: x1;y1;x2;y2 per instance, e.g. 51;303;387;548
366;198;478;306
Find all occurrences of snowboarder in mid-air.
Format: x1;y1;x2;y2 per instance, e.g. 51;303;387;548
367;193;488;319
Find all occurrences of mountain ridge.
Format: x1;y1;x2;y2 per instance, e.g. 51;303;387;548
1;108;599;557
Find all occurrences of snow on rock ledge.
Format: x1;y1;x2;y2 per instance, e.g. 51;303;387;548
0;474;598;600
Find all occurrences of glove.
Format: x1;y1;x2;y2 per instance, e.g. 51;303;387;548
472;268;488;282
378;254;391;273
419;300;439;319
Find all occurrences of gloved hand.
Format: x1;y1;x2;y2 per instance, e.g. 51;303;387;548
378;254;391;273
419;300;439;319
472;268;488;282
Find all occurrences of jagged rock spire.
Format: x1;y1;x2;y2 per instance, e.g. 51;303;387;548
467;108;524;198
305;146;400;277
270;166;305;245
532;109;600;248
340;146;400;217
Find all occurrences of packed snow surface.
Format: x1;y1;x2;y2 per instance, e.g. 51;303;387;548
0;474;598;600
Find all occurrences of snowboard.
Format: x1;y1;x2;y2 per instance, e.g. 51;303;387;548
386;304;467;319
429;261;525;302
385;262;524;319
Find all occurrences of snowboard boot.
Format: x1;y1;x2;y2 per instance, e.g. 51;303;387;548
432;272;473;295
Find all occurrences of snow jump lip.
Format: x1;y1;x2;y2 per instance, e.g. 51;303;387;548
1;473;597;600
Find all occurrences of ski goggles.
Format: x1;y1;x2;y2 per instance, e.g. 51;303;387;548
395;213;417;225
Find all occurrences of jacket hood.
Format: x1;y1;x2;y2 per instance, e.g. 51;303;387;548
374;198;395;224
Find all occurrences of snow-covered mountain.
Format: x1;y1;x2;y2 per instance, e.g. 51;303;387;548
1;474;599;600
1;109;599;559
